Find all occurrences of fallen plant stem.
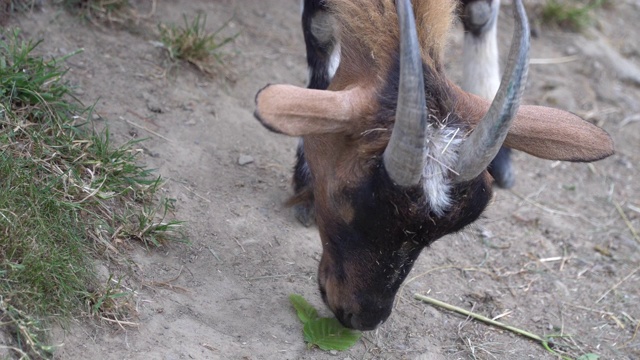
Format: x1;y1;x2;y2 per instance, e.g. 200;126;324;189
414;294;546;343
413;294;580;359
121;117;175;143
530;55;580;65
613;200;640;244
563;302;624;329
596;266;640;303
628;320;640;345
509;189;579;218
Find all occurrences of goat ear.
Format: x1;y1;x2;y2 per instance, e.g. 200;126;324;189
254;84;373;136
455;89;614;162
504;105;614;161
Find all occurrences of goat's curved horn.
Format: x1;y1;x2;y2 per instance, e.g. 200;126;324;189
383;0;428;187
453;0;530;183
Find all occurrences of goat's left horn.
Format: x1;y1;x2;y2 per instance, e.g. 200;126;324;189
383;0;428;187
453;0;530;183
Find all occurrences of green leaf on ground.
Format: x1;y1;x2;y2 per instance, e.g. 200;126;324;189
303;317;362;351
289;294;318;324
289;294;361;351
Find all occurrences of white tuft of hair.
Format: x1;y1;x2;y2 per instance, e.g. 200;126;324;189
422;123;462;217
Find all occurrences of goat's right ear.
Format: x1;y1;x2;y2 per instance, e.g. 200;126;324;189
254;84;374;136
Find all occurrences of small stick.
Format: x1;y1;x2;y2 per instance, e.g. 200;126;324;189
492;309;513;321
208;246;221;262
202;343;217;352
596;266;640;303
245;274;301;281
627;319;640;345
180;183;212;203
234;238;246;252
120;117;175;143
395;265;457;309
0;345;29;358
414;294;546;344
100;316;139;328
530;55;580;65
563;302;624;329
143;266;189;292
613;200;640;244
563;302;614;316
509;190;578;218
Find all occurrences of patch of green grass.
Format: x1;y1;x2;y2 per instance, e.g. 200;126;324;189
2;0;42;15
1;28;184;357
158;12;238;74
541;0;608;32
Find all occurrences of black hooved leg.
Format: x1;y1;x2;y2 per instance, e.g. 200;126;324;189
291;141;315;226
488;147;514;189
289;0;338;226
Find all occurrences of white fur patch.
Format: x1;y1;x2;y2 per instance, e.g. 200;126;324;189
327;44;341;79
422;122;462;217
462;19;500;99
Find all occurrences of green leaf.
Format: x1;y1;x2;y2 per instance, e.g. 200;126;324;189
289;294;318;324
577;354;600;360
303;317;362;351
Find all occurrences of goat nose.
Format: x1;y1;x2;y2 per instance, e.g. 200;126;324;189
349;313;380;331
336;310;381;331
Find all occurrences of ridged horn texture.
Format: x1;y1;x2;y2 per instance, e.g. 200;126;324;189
382;0;429;187
453;0;530;184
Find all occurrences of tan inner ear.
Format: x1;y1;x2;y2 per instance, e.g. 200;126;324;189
254;84;376;136
454;87;614;162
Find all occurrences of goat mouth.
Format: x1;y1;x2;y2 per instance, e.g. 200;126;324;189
334;308;380;331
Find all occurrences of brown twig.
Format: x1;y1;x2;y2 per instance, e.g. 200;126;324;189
414;294;546;343
613;200;640;244
120;116;175;143
596;266;640;303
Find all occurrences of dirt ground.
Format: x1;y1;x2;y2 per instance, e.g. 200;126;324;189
4;0;640;359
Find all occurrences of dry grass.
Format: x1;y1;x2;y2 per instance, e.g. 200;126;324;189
59;0;155;27
540;0;610;32
158;12;238;74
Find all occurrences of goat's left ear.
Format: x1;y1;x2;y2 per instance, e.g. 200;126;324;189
254;84;374;136
456;89;615;162
504;105;614;161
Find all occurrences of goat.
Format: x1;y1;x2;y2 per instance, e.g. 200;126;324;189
255;0;614;331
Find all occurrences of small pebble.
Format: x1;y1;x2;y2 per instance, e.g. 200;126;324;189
238;155;254;166
147;100;163;113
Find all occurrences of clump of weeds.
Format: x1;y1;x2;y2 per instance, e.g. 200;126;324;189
540;0;610;32
158;12;238;74
0;28;184;358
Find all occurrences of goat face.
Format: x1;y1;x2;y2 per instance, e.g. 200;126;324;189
313;149;493;330
255;0;613;330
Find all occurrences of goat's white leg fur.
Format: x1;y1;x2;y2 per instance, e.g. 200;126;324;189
462;0;501;100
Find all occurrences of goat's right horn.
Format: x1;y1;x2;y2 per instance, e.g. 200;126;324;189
383;0;429;187
453;0;530;184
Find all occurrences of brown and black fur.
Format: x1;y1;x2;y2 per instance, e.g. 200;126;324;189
290;0;497;329
313;52;493;329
